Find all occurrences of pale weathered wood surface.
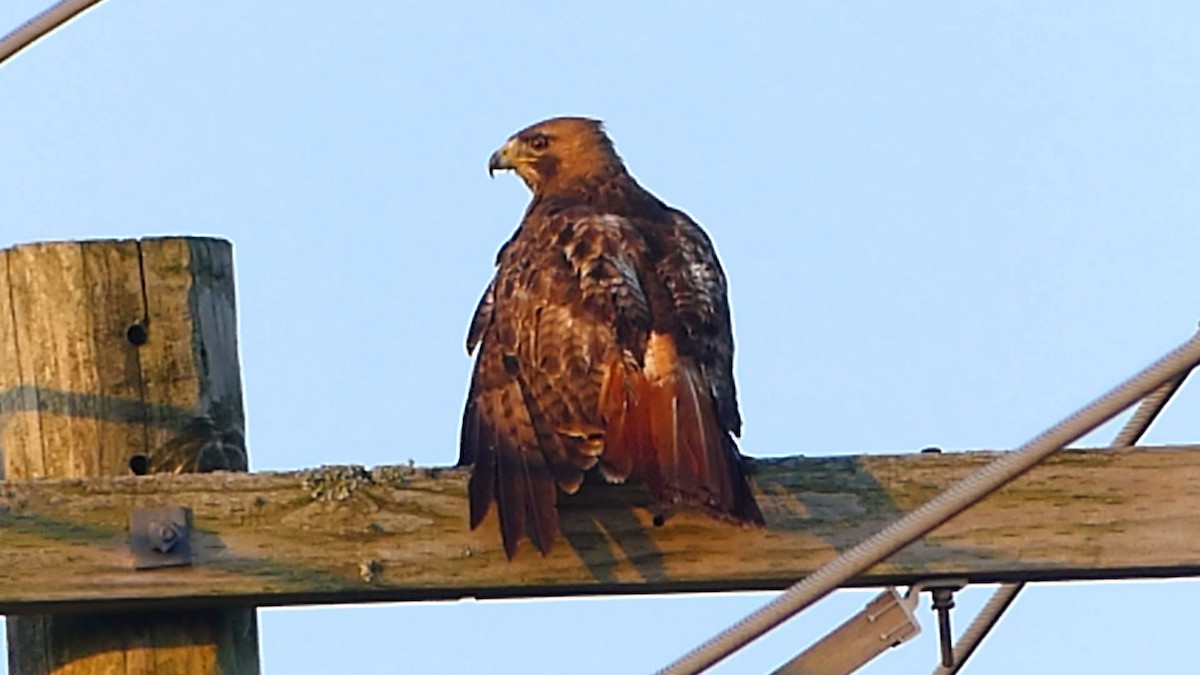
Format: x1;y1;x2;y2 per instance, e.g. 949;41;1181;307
3;445;1200;615
0;238;258;674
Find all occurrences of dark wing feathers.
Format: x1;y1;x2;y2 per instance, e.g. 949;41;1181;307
465;277;494;355
568;216;652;355
659;210;743;435
459;210;652;556
652;211;761;524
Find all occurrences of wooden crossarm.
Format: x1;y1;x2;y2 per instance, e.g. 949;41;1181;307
4;445;1200;615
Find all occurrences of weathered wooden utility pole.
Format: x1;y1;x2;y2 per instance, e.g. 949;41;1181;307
1;238;259;674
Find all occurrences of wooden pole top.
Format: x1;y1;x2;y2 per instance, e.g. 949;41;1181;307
1;236;258;674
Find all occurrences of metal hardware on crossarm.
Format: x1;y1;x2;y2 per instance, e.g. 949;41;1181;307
659;329;1200;675
930;368;1193;675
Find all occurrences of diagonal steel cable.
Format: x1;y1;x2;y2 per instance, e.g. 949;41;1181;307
0;0;106;67
930;368;1193;675
1112;370;1191;447
658;330;1200;675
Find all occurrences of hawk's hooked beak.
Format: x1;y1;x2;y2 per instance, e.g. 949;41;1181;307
488;140;517;178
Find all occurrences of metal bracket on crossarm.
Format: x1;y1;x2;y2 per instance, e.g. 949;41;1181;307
129;505;193;570
770;586;922;675
771;578;970;675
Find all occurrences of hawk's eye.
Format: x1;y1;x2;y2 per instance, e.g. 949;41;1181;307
528;134;549;151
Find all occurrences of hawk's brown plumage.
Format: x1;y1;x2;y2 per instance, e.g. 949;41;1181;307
460;117;763;557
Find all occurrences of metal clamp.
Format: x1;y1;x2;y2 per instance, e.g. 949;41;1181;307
772;587;922;675
130;505;193;569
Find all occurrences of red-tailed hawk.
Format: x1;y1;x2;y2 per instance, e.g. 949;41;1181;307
460;117;763;558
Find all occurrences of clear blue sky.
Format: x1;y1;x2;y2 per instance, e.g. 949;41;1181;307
3;2;1199;673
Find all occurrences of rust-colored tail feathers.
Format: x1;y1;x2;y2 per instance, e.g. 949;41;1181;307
602;333;764;526
463;333;762;559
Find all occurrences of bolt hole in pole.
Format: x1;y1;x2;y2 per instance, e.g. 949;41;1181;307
126;321;149;346
124;322;150;475
128;454;150;475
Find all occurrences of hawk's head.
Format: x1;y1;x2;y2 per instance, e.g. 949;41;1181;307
488;116;626;194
